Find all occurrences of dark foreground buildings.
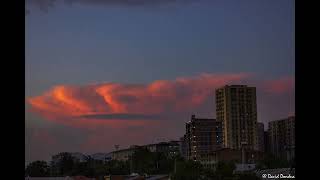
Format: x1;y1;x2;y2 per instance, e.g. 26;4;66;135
183;115;222;161
102;84;294;171
180;85;295;168
111;141;180;161
268;116;295;161
257;122;265;152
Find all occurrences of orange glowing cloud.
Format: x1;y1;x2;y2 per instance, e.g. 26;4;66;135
27;73;250;126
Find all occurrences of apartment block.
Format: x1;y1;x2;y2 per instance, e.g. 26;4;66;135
216;85;258;150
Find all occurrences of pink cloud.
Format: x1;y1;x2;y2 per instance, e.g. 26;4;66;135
263;76;294;94
27;73;251;127
26;73;295;156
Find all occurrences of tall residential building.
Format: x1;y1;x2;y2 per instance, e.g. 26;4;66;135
257;122;265;152
268;116;295;161
215;85;258;150
185;115;222;161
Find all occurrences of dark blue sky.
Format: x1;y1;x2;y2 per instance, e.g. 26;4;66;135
26;0;294;95
25;0;294;163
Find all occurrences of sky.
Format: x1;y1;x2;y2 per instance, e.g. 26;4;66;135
25;0;295;164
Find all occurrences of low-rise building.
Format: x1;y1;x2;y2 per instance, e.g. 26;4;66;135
145;141;180;157
200;148;264;169
185;115;222;161
111;140;181;161
111;147;139;161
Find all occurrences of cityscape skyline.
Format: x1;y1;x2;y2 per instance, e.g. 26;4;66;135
25;0;294;164
26;81;294;163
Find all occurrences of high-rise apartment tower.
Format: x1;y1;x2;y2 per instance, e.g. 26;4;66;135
215;85;258;150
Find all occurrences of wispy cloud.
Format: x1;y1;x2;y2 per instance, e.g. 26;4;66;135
25;0;201;15
79;113;164;120
27;73;295;130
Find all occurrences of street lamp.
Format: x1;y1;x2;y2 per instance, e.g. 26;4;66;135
174;158;177;174
241;141;248;171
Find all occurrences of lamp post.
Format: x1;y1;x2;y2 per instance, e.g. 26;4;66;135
130;154;133;175
241;141;248;171
174;158;177;174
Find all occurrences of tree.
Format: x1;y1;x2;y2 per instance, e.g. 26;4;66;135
25;160;50;177
52;152;76;176
131;148;155;174
259;154;290;169
215;161;235;180
104;160;130;175
71;161;88;176
71;157;112;177
201;167;217;180
171;160;202;180
153;152;174;174
237;173;260;180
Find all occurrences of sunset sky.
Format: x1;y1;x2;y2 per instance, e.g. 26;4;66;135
25;0;295;164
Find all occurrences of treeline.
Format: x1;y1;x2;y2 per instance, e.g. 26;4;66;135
25;149;292;179
25;155;130;177
25;149;176;177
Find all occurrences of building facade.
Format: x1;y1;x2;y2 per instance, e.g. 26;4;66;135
201;148;264;170
268;116;295;161
179;135;188;159
185;115;222;161
207;148;264;163
111;147;137;161
264;131;270;153
145;141;180;157
257;122;265;152
111;141;181;161
215;85;258;150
